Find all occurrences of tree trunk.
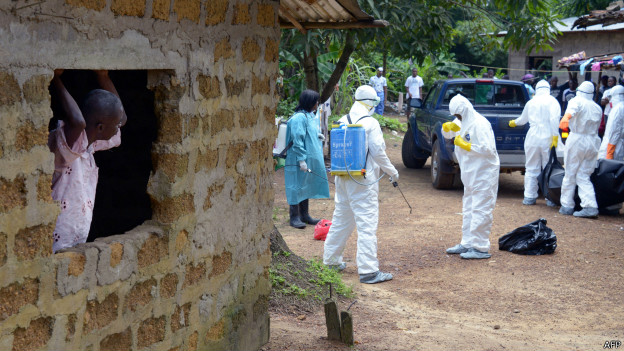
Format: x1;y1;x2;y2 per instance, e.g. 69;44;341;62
269;225;292;254
320;31;356;103
304;48;319;92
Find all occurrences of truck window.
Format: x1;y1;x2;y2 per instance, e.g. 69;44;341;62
422;83;438;108
475;84;493;105
493;84;526;107
441;83;475;105
441;83;526;107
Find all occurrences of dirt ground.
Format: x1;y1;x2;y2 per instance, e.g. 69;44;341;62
264;113;624;351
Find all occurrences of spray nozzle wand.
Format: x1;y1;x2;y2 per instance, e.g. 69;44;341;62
389;176;412;214
389;177;398;188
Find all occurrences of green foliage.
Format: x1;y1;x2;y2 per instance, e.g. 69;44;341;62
472;0;563;54
359;0;455;62
328;112;407;133
451;19;508;71
270;267;309;298
416;53;468;90
276;98;298;119
270;258;353;301
373;114;407;132
273;250;291;258
277;0;563;124
555;0;611;17
306;259;354;299
269;267;286;285
330;57;373;116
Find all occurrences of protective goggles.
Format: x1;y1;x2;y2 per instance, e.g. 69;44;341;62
356;96;381;108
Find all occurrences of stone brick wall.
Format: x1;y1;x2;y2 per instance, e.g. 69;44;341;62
0;1;278;350
508;31;624;81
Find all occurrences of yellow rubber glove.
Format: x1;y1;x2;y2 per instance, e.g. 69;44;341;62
442;121;461;133
551;136;558;148
509;120;517;128
454;135;472;152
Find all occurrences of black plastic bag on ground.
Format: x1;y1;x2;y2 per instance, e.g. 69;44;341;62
498;218;557;255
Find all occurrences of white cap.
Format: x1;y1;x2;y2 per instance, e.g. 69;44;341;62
378;67;383;72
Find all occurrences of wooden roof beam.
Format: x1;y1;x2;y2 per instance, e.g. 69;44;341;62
280;19;389;29
280;5;308;34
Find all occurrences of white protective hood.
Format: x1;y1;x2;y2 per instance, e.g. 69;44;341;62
534;79;550;97
609;85;624;104
599;85;624;160
447;94;499;186
576;81;595;101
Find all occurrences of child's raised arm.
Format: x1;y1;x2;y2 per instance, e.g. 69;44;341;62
93;70;127;126
52;69;85;148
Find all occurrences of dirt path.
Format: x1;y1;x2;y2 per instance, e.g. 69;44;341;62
265;114;624;351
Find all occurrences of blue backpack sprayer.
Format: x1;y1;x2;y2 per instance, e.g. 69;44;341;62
330;114;412;214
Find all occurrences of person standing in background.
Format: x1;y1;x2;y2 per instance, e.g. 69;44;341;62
562;78;578;112
284;90;330;229
598;85;624;215
599;76;618;136
599;85;624;160
508;80;561;206
595;74;609;104
369;67;387;115
558;81;602;219
522;74;536;99
487;68;498;79
404;67;424;118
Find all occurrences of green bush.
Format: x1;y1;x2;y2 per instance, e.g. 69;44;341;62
373;114;407;132
277;98;298;119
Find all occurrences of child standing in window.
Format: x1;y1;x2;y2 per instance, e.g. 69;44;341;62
49;70;127;252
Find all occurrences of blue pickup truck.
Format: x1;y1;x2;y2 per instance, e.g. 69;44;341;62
402;78;531;189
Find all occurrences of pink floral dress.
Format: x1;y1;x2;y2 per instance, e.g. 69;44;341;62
49;120;121;252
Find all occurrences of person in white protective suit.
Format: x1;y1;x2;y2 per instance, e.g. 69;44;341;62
558;81;602;218
442;94;500;259
323;85;399;284
598;85;624;161
597;85;624;215
508;80;561;206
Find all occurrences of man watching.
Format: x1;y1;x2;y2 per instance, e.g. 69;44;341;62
369;67;387;115
405;68;424;118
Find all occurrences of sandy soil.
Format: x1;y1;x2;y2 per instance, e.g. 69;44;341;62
264;114;624;351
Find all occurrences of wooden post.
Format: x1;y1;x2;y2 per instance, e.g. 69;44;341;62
398;92;403;113
340;311;354;345
324;298;341;341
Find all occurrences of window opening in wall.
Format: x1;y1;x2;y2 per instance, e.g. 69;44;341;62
527;56;553;80
48;70;156;249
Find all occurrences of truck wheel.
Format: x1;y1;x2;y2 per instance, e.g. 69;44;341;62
452;173;463;188
402;126;427;169
431;139;455;189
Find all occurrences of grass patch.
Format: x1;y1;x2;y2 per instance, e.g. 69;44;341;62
306;258;353;298
269;240;355;314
